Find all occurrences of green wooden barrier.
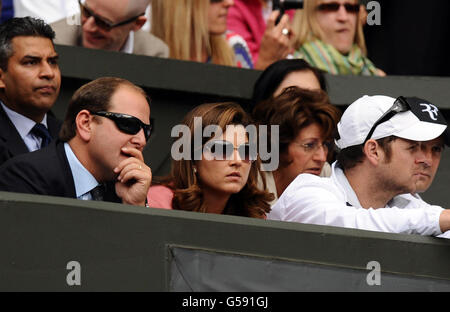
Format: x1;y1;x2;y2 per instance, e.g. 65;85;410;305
1;192;449;291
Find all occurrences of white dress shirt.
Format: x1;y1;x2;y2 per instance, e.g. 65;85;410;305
268;162;445;237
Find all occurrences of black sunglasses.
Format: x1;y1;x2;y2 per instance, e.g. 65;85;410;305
78;0;145;31
91;111;153;142
204;140;257;163
316;2;360;13
363;96;410;144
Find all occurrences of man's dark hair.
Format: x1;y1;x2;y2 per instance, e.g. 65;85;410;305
59;77;151;142
337;136;397;170
0;17;55;70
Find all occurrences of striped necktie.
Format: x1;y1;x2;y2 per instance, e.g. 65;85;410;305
90;184;106;201
31;123;52;148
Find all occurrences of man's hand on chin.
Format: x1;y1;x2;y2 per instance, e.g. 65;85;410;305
114;147;152;206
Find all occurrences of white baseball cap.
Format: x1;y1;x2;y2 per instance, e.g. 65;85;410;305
335;95;448;149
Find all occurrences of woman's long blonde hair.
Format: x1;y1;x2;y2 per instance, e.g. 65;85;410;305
151;0;235;66
292;0;367;55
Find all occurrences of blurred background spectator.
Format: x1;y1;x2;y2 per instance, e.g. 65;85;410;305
50;0;168;57
2;0;450;76
151;0;252;68
10;0;152;30
251;59;326;107
227;0;295;70
291;0;384;76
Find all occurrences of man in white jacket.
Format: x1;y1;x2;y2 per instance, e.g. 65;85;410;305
269;95;450;237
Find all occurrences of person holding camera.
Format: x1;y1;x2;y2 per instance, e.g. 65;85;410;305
227;0;295;70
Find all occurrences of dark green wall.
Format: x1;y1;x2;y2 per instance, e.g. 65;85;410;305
1;192;449;291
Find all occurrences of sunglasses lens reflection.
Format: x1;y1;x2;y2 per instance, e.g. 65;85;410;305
116;118;139;135
116;118;152;141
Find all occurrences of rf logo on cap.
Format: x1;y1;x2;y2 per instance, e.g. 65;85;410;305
420;103;439;121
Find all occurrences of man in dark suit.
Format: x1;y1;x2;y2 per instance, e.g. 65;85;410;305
0;17;62;166
0;77;153;206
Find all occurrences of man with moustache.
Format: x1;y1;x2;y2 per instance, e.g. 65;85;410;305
269;95;450;238
0;77;153;206
51;0;168;58
0;17;62;166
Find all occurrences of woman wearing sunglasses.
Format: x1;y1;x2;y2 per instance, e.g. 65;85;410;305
252;86;340;205
291;0;384;76
147;102;273;218
151;0;252;68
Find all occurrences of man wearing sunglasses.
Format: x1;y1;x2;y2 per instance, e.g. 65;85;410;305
51;0;168;57
0;77;153;207
0;17;62;166
269;95;450;238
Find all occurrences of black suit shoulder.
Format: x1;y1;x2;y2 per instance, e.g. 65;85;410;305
0;105;63;166
0;141;76;197
0;105;29;165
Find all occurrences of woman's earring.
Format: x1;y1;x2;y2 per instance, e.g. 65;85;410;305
193;167;197;174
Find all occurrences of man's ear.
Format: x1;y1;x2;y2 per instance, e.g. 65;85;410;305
364;139;382;166
75;110;94;142
132;16;147;31
0;68;6;90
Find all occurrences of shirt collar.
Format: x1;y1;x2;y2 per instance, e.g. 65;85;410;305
64;142;99;198
331;161;362;208
1;101;48;139
120;31;134;54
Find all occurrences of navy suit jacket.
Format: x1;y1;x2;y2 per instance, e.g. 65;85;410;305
0;104;62;166
0;140;121;203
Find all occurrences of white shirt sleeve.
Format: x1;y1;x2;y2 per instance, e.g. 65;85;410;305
437;231;450;239
269;175;443;236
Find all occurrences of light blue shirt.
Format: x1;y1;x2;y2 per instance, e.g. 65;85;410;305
64;142;99;200
1;101;49;152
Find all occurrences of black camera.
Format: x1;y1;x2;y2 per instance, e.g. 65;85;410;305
273;0;304;24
